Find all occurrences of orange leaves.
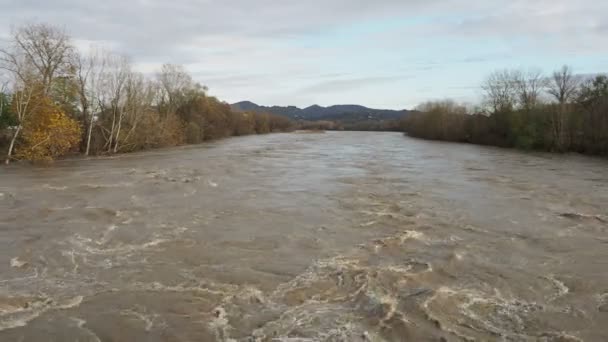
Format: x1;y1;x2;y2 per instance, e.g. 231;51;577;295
16;96;81;161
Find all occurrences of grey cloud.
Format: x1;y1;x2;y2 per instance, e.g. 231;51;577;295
197;73;273;88
3;0;604;61
300;76;407;93
1;0;606;107
0;1;489;55
428;1;607;46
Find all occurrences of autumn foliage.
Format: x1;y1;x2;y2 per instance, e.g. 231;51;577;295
16;96;81;161
0;23;294;163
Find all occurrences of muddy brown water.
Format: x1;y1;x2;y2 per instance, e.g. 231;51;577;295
0;131;607;341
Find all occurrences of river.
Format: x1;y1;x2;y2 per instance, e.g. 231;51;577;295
1;131;607;341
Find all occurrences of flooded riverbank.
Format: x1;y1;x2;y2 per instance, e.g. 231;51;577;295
1;132;607;341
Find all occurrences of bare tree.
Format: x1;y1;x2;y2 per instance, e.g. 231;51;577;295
119;71;156;150
111;60;133;154
515;68;548;112
0;24;73;96
0;80;8;122
5;78;41;164
547;65;579;150
0;23;75;163
157;64;193;116
548;65;578;105
73;48;105;156
482;69;519;113
93;53;130;153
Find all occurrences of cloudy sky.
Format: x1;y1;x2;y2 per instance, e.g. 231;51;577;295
1;0;607;109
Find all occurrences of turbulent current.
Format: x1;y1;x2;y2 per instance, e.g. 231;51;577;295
0;132;607;341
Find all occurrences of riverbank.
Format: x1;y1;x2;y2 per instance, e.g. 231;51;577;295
1;126;295;166
402;131;608;160
399;105;608;157
398;73;608;157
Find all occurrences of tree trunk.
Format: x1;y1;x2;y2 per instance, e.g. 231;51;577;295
113;112;124;153
122;114;139;147
556;104;568;152
5;125;22;165
551;107;563;152
106;109;116;153
85;110;94;156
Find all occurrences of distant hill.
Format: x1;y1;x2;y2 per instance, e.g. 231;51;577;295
231;101;410;122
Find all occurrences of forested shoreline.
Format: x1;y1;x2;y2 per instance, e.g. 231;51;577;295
0;24;293;164
2;24;607;164
400;67;608;156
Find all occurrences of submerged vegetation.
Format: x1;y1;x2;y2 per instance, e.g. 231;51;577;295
401;67;608;156
0;23;293;164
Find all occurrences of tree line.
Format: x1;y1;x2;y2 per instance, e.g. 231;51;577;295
0;24;293;164
401;66;608;155
298;119;402;132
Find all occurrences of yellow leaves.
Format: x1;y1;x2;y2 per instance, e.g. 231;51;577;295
16;96;81;162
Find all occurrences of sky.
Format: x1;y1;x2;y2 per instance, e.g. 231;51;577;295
1;0;607;109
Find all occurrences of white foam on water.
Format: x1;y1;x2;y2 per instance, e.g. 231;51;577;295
364;290;400;324
130;281;234;297
9;257;27;268
70;234;171;255
68;223;188;258
82;182;134;189
461;224;490;234
361;210;398;219
539;332;584;342
448;235;463;242
208;306;237;342
50;206;73;211
422;286;565;340
421;287;483;341
120;308;161;332
545;275;569;301
42;184;68;191
0;308;45;331
0;267;40;284
0;296;84;332
595;292;608;311
232;286;267;305
385;265;413;275
56;296;84;309
98;225;118;245
70;317;101;342
61;249;79;274
398;230;424;243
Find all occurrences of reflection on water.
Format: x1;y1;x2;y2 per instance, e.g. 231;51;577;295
0;132;607;341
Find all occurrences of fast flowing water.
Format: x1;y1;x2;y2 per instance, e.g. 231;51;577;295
0;132;607;342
